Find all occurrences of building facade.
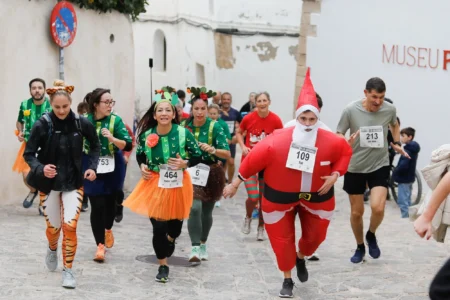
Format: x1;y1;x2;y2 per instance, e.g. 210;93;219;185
0;0;135;204
302;0;448;171
133;0;302;121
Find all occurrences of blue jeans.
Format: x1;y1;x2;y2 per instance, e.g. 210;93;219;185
398;183;412;218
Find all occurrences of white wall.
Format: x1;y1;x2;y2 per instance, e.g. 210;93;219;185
213;0;301;30
0;0;135;204
217;36;298;121
307;0;450;171
134;0;302;121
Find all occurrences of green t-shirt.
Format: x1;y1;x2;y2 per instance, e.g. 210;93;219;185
216;118;232;140
182;118;230;163
84;113;132;156
137;124;202;172
17;98;52;142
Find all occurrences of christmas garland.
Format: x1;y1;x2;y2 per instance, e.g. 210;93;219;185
187;87;217;101
69;0;148;21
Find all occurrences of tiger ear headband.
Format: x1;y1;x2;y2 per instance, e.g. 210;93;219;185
46;85;75;95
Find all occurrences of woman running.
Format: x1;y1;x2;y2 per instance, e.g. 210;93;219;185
123;91;202;283
236;92;283;241
82;88;133;262
23;80;100;289
181;92;230;263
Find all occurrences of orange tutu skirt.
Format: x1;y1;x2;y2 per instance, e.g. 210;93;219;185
123;170;193;221
12;142;30;173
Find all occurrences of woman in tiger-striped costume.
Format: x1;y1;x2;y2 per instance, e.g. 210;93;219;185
23;80;100;289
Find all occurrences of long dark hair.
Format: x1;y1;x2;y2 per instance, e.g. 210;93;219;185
83;88;110;113
137;101;179;138
184;97;207;126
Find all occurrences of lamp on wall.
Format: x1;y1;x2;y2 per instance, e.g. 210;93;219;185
149;58;153;106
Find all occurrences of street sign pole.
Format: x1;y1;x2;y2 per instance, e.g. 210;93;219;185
59;47;64;80
50;1;77;81
149;58;153;106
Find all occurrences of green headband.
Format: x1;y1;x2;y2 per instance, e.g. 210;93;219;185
153;91;179;107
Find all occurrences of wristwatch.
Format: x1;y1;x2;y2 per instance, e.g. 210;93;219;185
210;147;217;155
393;141;401;147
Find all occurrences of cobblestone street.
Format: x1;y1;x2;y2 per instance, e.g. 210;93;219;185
0;154;448;300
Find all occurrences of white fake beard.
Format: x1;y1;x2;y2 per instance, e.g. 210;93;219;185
292;121;319;146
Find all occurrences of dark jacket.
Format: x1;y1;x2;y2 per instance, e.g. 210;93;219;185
24;111;100;193
392;141;420;184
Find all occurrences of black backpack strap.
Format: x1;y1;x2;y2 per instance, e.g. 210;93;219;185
41;113;54;161
73;113;82;133
42;113;53;136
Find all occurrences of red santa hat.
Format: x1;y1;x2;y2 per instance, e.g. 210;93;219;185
295;67;320;118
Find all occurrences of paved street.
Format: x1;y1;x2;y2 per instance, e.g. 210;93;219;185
1;154;448;300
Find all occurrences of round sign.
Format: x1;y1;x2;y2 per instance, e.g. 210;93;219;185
50;1;78;48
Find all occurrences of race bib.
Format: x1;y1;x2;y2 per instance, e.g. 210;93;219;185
158;164;183;188
360;126;384;148
226;121;235;134
97;156;115;174
286;143;317;173
187;163;210;187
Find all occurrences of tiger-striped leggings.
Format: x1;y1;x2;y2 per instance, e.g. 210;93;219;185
40;189;83;269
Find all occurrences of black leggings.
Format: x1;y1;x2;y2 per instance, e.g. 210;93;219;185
89;194;116;245
115;190;125;215
430;258;450;299
150;218;183;260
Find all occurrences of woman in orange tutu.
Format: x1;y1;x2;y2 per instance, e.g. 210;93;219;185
123;90;202;283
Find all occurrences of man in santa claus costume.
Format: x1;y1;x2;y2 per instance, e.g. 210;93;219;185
223;68;353;298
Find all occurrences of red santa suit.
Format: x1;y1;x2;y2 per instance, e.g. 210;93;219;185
237;69;352;272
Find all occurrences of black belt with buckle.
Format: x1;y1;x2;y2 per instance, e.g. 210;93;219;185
263;183;334;204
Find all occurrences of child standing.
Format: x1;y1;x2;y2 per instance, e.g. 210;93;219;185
208;104;231;208
392;127;420;218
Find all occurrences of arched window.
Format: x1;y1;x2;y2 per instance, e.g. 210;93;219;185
154;29;167;72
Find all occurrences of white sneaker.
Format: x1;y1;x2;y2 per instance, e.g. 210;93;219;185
62;268;76;289
45;248;58;271
189;246;201;263
215;201;221;208
256;226;265;241
199;244;208;261
241;217;252;234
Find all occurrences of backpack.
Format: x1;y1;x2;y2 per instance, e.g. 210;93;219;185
40;112;82;159
42;112;82;137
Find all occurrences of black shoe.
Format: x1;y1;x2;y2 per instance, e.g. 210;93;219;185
115;205;123;222
279;278;294;298
155;265;169;283
167;236;175;258
23;191;38;208
81;202;89;212
296;257;308;283
115;214;123;223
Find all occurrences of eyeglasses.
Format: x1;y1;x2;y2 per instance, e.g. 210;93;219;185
100;100;116;106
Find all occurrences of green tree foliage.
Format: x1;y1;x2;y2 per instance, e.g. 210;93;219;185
70;0;148;21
